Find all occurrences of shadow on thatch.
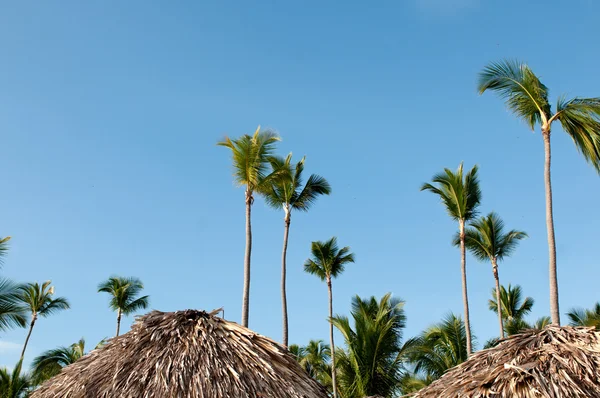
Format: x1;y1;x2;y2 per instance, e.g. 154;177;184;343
31;309;329;398
408;325;600;397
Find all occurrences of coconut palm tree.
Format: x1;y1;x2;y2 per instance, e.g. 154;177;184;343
567;303;600;328
218;126;280;327
331;293;415;398
31;338;86;385
478;60;600;325
98;276;149;337
408;313;470;380
18;281;70;360
265;154;331;347
0;361;30;398
455;212;527;337
0;279;27;333
304;237;355;398
421;163;481;355
489;284;534;333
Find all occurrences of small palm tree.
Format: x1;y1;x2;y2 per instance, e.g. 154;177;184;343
408;313;471;380
98;276;149;336
488;284;534;330
218;126;280;327
331;293;414;398
291;340;332;390
0;279;27;333
31;338;86;385
0;361;30;398
479;60;600;325
567;303;600;328
304;237;355;398
455;212;527;337
18;281;70;359
421;163;481;355
265;154;331;347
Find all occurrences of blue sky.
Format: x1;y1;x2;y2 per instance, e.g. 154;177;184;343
1;0;599;367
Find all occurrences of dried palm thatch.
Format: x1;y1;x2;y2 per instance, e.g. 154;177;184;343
409;325;600;398
31;309;329;398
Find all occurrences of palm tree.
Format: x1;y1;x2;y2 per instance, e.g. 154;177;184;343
455;212;527;337
0;236;11;267
408;313;470;380
31;338;86;385
304;237;355;398
331;293;414;398
0;279;27;333
218;126;280;327
567;303;600;328
265;154;331;347
18;281;70;360
488;284;534;333
98;276;149;337
478;60;600;325
290;340;332;391
421;163;481;355
0;361;30;398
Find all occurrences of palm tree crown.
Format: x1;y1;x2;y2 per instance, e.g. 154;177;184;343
20;281;70;319
31;338;86;385
304;237;355;281
567;303;600;328
97;276;149;316
489;284;534;323
0;360;30;398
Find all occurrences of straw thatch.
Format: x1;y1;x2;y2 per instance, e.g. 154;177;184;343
410;325;600;398
31;309;329;398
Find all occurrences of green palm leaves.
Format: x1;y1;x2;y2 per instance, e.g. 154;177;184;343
0;237;11;268
0;279;27;332
567;303;600;328
0;361;30;398
31;338;86;385
488;284;534;323
98;276;149;336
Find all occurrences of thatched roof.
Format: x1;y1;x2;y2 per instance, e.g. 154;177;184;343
410;325;600;398
31;309;329;398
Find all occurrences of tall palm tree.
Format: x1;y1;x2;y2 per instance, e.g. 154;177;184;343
265;154;331;347
456;212;527;337
304;237;355;398
331;293;414;398
31;338;86;385
421;163;481;355
98;276;149;337
0;361;30;398
478;60;600;325
408;313;470;380
567;303;600;328
218;126;280;327
488;284;534;332
18;281;70;360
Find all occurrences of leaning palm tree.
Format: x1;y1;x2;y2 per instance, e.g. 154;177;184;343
0;278;27;333
265;154;331;347
421;163;481;355
18;281;70;360
304;237;355;398
567;303;600;329
408;313;471;381
479;60;600;325
455;212;527;337
97;276;149;337
218;126;280;327
489;284;534;332
331;293;415;398
0;360;30;398
31;338;86;385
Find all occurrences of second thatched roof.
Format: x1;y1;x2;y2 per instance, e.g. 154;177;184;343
31;309;329;398
410;325;600;398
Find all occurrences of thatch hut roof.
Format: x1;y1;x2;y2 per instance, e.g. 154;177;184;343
31;309;329;398
410;325;600;398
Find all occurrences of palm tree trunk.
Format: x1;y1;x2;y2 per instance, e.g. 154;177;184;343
327;276;337;398
116;308;122;337
543;131;560;325
459;219;473;355
492;258;503;338
281;211;291;348
20;316;36;359
242;190;253;328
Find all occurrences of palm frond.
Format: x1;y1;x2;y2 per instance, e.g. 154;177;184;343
0;278;28;331
0;236;11;268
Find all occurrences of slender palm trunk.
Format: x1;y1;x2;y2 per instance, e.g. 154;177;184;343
459;219;473;355
281;210;291;347
327;276;337;398
242;190;253;328
543;131;560;325
21;315;37;359
116;308;122;337
491;258;503;338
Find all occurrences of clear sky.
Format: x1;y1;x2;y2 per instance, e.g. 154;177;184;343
1;0;599;367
